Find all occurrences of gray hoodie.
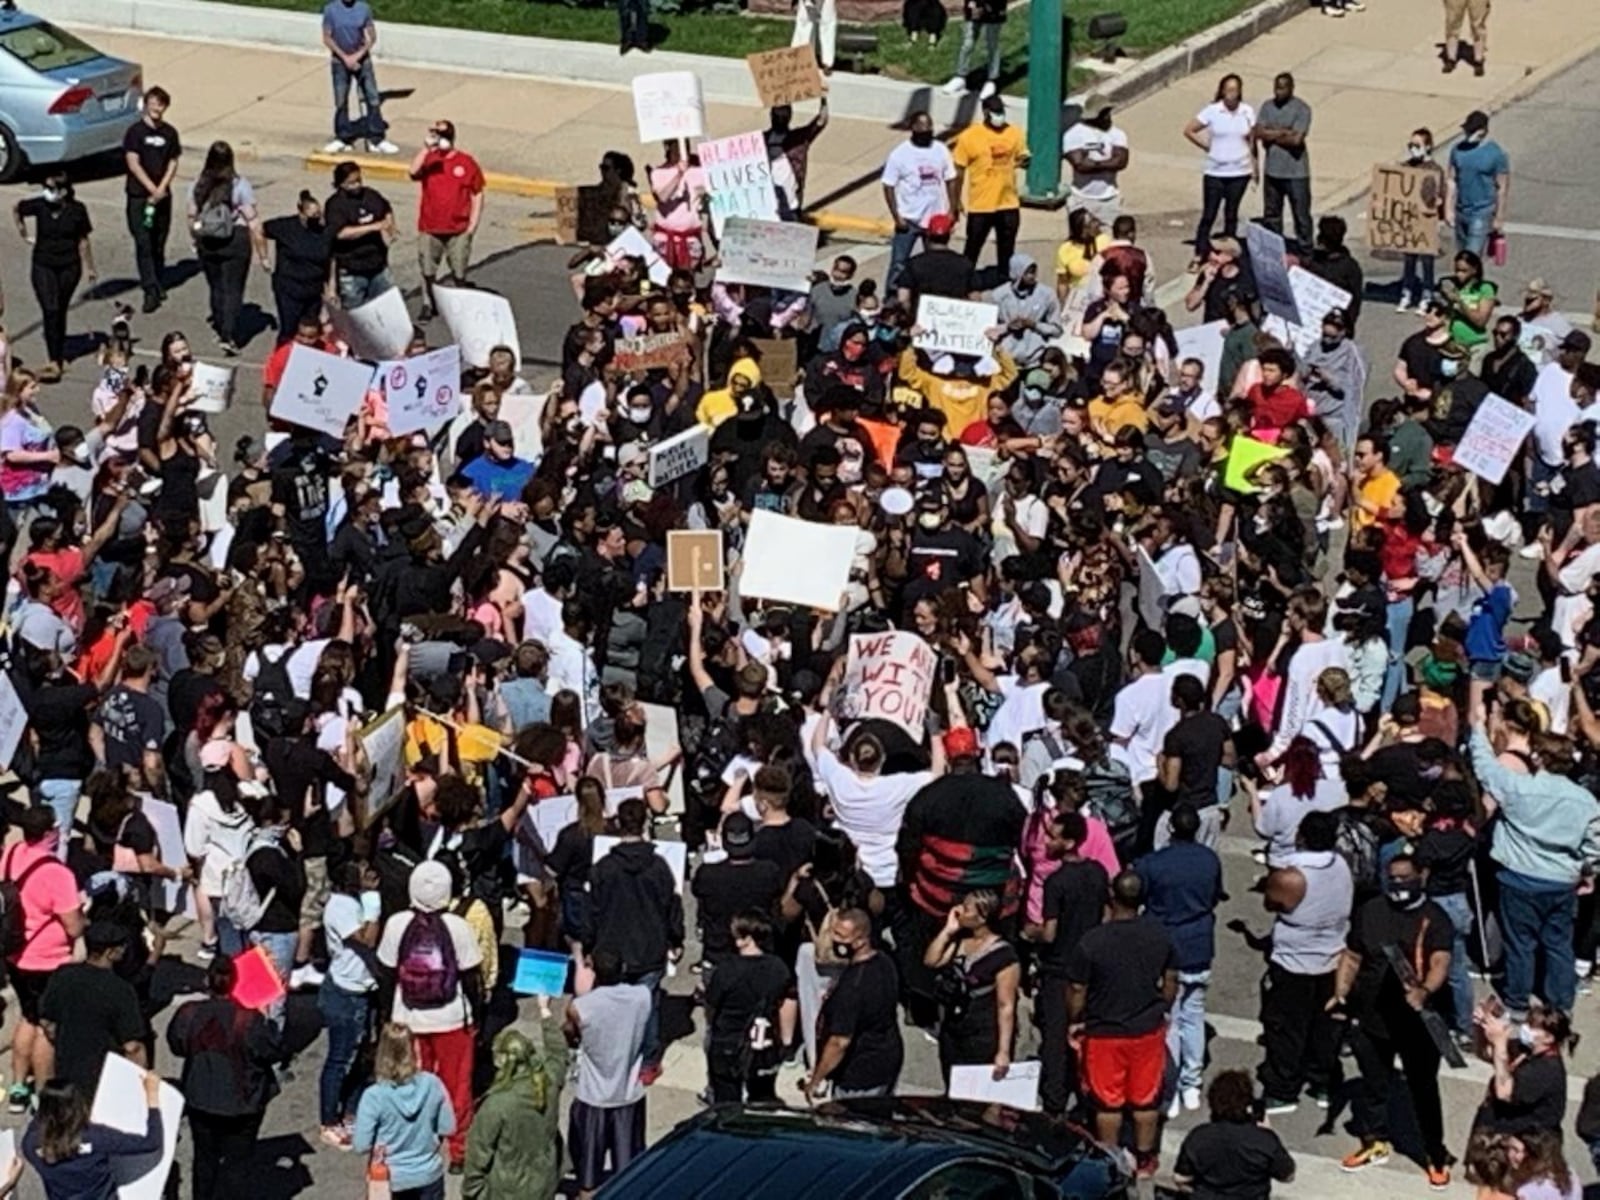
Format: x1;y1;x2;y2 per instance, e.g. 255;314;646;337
991;254;1063;368
1301;334;1368;456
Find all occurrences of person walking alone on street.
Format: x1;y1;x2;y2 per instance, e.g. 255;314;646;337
410;121;485;322
187;141;261;357
1183;74;1256;270
1254;73;1312;253
13;172;94;383
1449;110;1509;257
321;0;397;154
122;87;180;315
1442;0;1490;75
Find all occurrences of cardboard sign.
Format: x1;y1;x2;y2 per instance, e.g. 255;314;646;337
716;216;817;293
1453;392;1536;485
91;1054;185;1200
700;131;780;237
231;945;288;1011
593;834;688;892
615;331;690;374
144;797;194;918
358;706;406;830
434;285;520;370
648;424;710;488
329;285;414;361
0;672;25;770
747;45;825;108
633;71;705;143
604;226;671;287
1261;267;1352;357
741;509;857;612
752;337;799;399
667;529;725;591
189;362;233;414
379;345;463;437
556;183;611;245
839;631;936;737
268;344;372;437
1245;223;1300;326
1222;434;1289;493
914;295;999;358
512;949;571;997
1368;163;1441;256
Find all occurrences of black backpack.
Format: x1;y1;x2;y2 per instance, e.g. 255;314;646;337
249;651;296;740
0;846;56;960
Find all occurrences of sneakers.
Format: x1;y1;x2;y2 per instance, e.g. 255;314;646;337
195;941;218;964
1262;1096;1299;1115
1307;1089;1331;1110
1166;1092;1181;1120
1181;1087;1202;1111
1134;1152;1159;1180
1345;0;1366;8
323;138;354;153
6;1084;31;1115
37;363;62;384
977;81;997;100
1324;4;1345;15
1518;541;1546;561
1341;1141;1393;1172
1426;1164;1452;1191
1396;291;1413;312
370;140;400;155
319;1124;352;1150
942;75;968;96
289;963;325;991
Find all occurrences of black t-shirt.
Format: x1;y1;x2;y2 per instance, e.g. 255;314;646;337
39;963;145;1090
1414;824;1474;897
1066;915;1178;1037
1089;456;1163;508
1202;262;1257;324
27;679;97;779
263;736;353;860
1475;1052;1567;1137
751;818;816;884
821;951;904;1091
546;822;596;890
1174;1121;1297;1200
262;215;332;290
1552;459;1600;541
691;858;784;963
246;841;305;934
99;684;166;771
1038;858;1108;977
1162;712;1230;810
705;951;790;1047
903;247;977;300
1211;616;1239;660
1399;331;1445;389
271;450;332;549
1346;895;1453;1038
122;118;182;200
1364;740;1430;808
324;186;392;275
904;527;984;605
17;197;91;271
167;668;224;741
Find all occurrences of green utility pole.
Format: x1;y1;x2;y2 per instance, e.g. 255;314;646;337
1022;0;1066;207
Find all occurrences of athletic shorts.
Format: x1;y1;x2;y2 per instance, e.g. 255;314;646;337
10;966;52;1025
569;1097;646;1191
1081;1025;1167;1110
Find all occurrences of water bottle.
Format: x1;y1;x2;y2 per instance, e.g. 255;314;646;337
366;1146;392;1200
141;202;155;229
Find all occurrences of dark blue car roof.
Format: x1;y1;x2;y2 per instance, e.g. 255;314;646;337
598;1098;1128;1199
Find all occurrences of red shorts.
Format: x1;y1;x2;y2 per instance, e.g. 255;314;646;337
1081;1025;1167;1110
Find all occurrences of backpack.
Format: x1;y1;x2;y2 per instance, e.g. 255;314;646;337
219;830;282;932
1082;756;1138;841
395;910;460;1010
196;192;234;242
249;651;296;741
0;846;56;960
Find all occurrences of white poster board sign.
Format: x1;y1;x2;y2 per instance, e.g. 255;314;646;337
1173;321;1227;395
197;469;229;535
740;509;857;612
379;345;463;437
1262;267;1352;357
948;1060;1041;1111
1453;392;1536;485
699;131;780;237
91;1053;185;1200
632;71;705;143
143;797;194;918
593;834;688;892
839;631;937;738
1136;546;1165;631
1245;223;1300;326
189;362;233;414
914;296;999;358
330;285;414;361
715;217;818;293
605;226;671;287
359;706;406;825
434;285;521;371
0;672;25;772
648;425;710;488
268;345;372;438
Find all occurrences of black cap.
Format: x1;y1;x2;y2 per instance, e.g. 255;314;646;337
85;920;129;954
1560;330;1592;355
722;811;755;853
1462;110;1489;135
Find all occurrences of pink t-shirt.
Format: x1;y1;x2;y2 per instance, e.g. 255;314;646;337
4;841;80;972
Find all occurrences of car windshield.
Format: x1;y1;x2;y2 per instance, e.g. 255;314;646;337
0;21;102;72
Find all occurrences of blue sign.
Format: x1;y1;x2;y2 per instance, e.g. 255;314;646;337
512;949;571;997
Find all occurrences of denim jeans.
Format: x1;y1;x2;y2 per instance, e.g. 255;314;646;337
886;225;925;293
1166;970;1210;1091
953;20;1001;81
250;929;298;1032
330;56;387;143
1455;206;1493;257
1195;174;1250;260
1381;595;1414;714
336;268;395;311
1433;891;1476;1033
213;905;244;958
317;982;371;1126
1498;870;1577;1014
630;967;666;1069
36;779;79;859
617;0;650;47
1400;253;1436;298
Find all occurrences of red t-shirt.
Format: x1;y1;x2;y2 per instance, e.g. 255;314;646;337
1247;382;1311;439
21;547;86;634
264;337;338;392
416;150;485;237
1378;520;1424;582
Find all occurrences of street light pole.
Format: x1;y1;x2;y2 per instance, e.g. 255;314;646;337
1022;0;1066;207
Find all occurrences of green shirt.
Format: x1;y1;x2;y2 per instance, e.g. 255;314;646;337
1388;417;1435;489
1449;280;1497;348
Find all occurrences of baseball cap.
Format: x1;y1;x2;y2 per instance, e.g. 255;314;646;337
914;488;944;512
1503;651;1537;684
943;727;980;759
1024;368;1053;391
1560;330;1592;355
1080;92;1113;117
722;811;756;853
1322;307;1350;329
1525;278;1554;299
1211;236;1242;259
925;212;955;238
1462;110;1490;135
484;419;514;445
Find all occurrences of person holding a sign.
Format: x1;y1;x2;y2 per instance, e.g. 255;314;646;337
22;1069;164;1200
1395;129;1446;313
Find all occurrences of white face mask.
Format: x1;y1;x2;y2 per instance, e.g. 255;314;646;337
42;187;64;203
918;512;942;530
1518;1022;1540;1048
627;405;652;424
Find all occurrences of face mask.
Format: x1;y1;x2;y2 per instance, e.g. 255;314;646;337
1407;144;1428;161
918;512;942;530
985;112;1006;129
436;138;452;152
672;293;692;312
910;130;934;148
1518;1022;1540;1048
1321;336;1341;351
627;405;652;424
874;326;898;343
831;940;857;961
606;222;627;237
1440;359;1460;378
1388;882;1424;908
1022;386;1045;403
1466;129;1486;144
1014;280;1035;296
43;187;64;204
830;281;852;294
841;342;865;363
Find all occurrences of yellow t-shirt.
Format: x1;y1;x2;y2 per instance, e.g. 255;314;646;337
1354;467;1401;529
1088;393;1149;438
952;122;1026;214
1055;233;1112;288
696;388;736;427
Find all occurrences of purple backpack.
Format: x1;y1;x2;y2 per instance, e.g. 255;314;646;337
396;911;460;1010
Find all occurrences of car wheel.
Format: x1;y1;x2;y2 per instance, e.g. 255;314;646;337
0;125;22;185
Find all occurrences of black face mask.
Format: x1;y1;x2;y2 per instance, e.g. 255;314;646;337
910;130;934;148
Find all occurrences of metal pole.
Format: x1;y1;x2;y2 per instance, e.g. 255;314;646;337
1021;0;1066;206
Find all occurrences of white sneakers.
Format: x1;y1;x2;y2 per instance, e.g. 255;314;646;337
370;139;400;155
322;138;397;154
978;81;997;100
1182;1087;1202;1111
289;962;326;991
323;139;354;153
1396;291;1413;312
943;76;967;96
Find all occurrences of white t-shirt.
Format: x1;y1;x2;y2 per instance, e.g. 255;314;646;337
1264;638;1351;759
1554;543;1600;649
1530;666;1571;735
524;587;563;647
1532;362;1579;467
1195;101;1256;177
1060;121;1129;199
376;908;484;1034
986;677;1050;753
325;891;378;994
880;141;957;226
1155;543;1202;606
1109;671;1177;785
814;748;930;887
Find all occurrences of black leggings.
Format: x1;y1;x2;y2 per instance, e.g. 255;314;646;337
188;1109;263;1200
273;281;322;342
31;259;80;365
1194;173;1250;259
963;207;1020;275
199;226;252;344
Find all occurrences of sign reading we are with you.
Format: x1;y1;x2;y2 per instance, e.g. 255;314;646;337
840;631;937;738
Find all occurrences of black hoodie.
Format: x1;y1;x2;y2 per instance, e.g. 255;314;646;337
585;839;685;977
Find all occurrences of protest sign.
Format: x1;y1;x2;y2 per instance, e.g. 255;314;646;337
269;344;372;438
1173;321;1227;393
716;216;817;292
1222;434;1289;493
1261;267;1352;357
1136;546;1166;631
914;295;999;358
329;285;414;361
1245;223;1300;326
593;834;688;892
358;706;406;830
667;529;725;591
0;1132;14;1191
948;1060;1041;1111
741;509;856;612
555;183;611;245
144;797;194;918
747;45;825;108
512;949;571;997
232;945;288;1011
639;700;683;813
700;131;780;236
434;285;521;370
752;337;799;398
379;345;463;437
1368;163;1441;256
649;425;710;488
189;362;233;414
615;331;690;374
839;631;936;738
0;672;25;770
198;469;228;534
92;1054;184;1200
605;226;671;286
1452;392;1536;485
633;72;705;143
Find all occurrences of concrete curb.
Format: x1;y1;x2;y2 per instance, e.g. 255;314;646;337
1094;0;1305;110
